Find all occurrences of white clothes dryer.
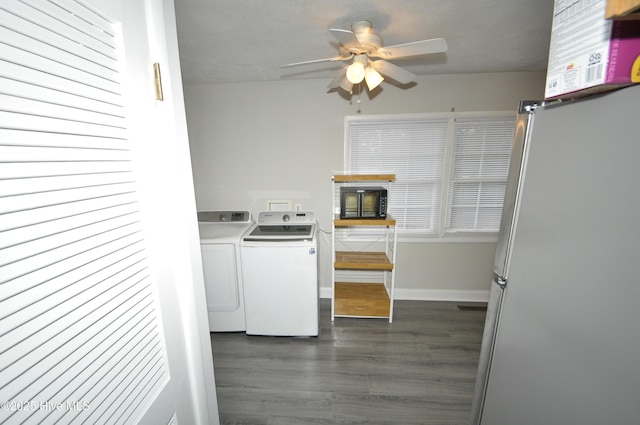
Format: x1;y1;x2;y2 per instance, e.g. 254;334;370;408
198;211;254;332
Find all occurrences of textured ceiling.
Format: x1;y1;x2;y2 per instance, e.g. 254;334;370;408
174;0;555;85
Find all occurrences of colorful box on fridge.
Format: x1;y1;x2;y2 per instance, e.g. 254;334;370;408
544;0;640;100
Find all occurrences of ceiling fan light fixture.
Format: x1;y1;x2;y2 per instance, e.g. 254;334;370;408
346;61;365;84
283;21;447;96
364;67;384;90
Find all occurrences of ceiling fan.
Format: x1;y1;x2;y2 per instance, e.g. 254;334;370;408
281;20;448;92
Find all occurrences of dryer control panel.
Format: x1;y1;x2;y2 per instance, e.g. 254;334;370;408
197;211;252;223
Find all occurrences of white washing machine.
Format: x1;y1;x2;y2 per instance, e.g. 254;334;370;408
241;211;319;337
198;210;254;332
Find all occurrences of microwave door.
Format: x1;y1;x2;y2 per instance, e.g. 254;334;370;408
343;192;359;218
362;192;379;218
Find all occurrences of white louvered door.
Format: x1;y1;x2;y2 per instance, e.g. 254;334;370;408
0;0;216;424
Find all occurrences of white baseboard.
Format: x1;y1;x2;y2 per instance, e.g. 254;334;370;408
393;288;489;302
319;287;332;299
319;287;489;303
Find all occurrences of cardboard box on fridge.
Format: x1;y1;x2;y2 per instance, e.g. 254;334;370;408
544;0;640;100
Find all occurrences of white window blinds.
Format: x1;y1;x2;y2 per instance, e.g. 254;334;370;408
347;118;448;234
346;114;515;238
0;1;169;424
447;117;515;233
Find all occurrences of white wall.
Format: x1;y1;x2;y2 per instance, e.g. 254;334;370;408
183;71;546;301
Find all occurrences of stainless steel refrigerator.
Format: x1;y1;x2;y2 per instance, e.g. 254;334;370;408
470;84;640;425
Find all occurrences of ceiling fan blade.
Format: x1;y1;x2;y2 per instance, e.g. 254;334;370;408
327;67;345;89
327;66;353;91
370;60;416;84
281;55;350;68
376;38;448;59
330;28;361;50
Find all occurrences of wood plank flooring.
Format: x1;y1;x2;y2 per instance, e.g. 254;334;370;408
210;299;487;425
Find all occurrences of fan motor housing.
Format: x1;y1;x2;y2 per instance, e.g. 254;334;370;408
351;20;383;54
354;32;383;53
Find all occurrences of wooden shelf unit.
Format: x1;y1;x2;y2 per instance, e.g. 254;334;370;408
331;174;397;322
605;0;640;19
333;174;396;183
334;218;396;227
334;282;391;318
334;251;394;270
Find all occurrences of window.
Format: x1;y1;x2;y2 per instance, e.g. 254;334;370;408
346;113;516;239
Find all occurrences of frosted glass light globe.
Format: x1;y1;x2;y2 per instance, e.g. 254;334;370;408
346;61;365;84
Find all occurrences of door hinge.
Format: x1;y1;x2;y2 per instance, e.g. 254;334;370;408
496;276;507;289
153;63;164;101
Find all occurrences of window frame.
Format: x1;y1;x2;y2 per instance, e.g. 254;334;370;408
344;111;516;243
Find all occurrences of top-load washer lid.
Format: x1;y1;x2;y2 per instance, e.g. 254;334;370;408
243;211;316;241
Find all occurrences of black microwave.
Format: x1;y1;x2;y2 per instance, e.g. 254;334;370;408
340;187;388;219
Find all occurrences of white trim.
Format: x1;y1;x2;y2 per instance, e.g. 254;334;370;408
344;110;515;123
339;234;499;243
393;288;490;302
398;236;498;243
438;118;456;238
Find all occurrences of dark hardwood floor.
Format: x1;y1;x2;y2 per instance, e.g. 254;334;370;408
210;299;487;425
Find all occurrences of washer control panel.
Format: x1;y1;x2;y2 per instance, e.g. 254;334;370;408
257;211;315;225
